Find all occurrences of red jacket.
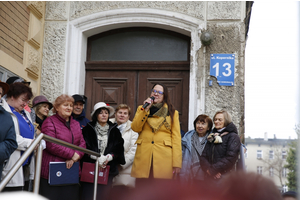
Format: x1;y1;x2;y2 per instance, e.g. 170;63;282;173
40;114;86;179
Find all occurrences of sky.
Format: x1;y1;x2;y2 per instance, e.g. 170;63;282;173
245;2;299;139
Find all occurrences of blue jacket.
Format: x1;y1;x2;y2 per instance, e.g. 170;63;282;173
180;129;208;183
72;110;90;129
0;105;18;179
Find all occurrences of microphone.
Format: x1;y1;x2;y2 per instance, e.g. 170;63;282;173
141;96;155;110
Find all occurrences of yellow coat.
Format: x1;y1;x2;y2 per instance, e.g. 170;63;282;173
131;104;182;179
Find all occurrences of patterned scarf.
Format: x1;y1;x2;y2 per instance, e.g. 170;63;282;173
147;103;171;133
95;122;109;155
191;131;209;179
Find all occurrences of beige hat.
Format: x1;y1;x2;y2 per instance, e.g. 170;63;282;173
91;102;115;118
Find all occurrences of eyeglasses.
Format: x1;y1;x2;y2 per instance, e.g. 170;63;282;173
151;89;164;96
20;97;29;104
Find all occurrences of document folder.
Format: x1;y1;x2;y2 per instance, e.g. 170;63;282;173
48;162;79;185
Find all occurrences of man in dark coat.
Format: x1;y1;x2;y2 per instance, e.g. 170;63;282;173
71;94;90;129
0;81;18;179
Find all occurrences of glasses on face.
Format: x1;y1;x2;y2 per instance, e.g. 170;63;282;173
20;97;29;104
151;89;164;96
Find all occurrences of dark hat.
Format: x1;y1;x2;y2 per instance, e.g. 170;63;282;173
6;76;31;86
0;81;9;96
282;191;297;198
72;94;86;104
32;95;53;110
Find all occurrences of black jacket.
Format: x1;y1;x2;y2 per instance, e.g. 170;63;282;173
81;120;125;177
200;122;240;177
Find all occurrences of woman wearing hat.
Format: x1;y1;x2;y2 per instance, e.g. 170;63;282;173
32;95;53;130
81;102;125;200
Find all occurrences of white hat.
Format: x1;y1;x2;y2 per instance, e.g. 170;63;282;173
91;102;115;118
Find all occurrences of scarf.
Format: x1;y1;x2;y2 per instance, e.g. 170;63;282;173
117;123;126;134
191;131;209;179
147;103;171;133
95;122;109;155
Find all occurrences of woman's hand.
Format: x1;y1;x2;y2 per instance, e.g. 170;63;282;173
72;152;80;162
143;97;154;112
66;159;74;169
214;172;222;179
206;169;221;179
173;167;181;174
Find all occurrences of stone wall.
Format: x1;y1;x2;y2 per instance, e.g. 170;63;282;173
42;1;246;138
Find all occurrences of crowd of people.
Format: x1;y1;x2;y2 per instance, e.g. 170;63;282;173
0;79;295;200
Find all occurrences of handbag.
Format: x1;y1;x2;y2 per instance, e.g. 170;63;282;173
80;162;110;185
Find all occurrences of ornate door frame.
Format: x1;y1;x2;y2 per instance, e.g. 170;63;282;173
64;8;205;130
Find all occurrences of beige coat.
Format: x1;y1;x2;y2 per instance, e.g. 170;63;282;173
131;104;182;179
110;118;138;187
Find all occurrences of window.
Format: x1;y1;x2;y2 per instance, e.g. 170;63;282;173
257;150;262;159
282;168;287;177
89;28;190;61
282;151;287;160
269;167;274;177
0;65;17;82
257;166;263;174
269;150;274;159
282;185;288;193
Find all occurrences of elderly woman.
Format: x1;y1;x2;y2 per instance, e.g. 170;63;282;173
1;82;34;191
39;94;86;200
200;110;240;181
0;81;18;180
131;83;182;186
32;95;53;129
180;114;213;185
81;102;125;200
109;104;138;197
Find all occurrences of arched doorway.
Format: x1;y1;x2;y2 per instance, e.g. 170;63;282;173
84;27;190;132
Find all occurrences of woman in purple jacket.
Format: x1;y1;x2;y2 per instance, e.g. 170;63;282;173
39;94;86;200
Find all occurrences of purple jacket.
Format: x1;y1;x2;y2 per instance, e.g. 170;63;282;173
40;114;86;179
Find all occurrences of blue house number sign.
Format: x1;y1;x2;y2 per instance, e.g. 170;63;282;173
210;54;235;86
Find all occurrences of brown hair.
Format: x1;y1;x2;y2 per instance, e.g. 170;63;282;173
193;114;213;133
115;104;131;116
34;103;50;117
213;110;232;127
7;82;33;100
52;94;74;113
151;83;175;122
92;107;109;122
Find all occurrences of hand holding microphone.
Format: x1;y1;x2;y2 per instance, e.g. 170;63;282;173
141;96;155;111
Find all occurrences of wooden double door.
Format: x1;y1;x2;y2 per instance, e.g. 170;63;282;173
85;63;190;132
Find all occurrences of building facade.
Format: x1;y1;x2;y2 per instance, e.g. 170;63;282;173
245;134;294;192
0;1;46;96
1;1;252;135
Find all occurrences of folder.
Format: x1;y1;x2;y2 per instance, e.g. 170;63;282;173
80;162;110;185
48;162;79;185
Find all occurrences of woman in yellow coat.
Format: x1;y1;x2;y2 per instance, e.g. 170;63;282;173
131;83;182;185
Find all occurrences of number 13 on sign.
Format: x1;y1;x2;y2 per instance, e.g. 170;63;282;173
210;54;235;86
212;62;232;77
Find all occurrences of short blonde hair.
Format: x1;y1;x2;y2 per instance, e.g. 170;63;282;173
213;110;232;127
52;94;74;113
115;104;131;116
